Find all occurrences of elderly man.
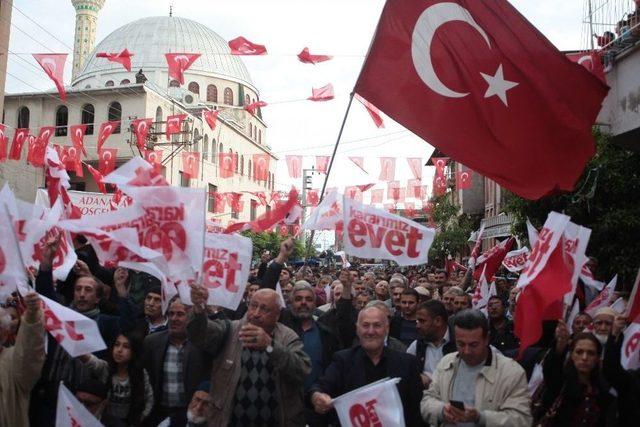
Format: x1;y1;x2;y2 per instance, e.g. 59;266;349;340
135;285;168;337
374;280;390;301
421;310;531;427
188;287;311;426
1;292;45;427
310;306;424;426
318;281;343;313
593;306;616;347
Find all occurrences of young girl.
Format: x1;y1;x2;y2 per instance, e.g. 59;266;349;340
82;332;154;425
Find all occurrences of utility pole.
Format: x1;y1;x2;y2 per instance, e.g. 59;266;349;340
301;166;316;251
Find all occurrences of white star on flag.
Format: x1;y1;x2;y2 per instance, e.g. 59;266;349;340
480;64;519;106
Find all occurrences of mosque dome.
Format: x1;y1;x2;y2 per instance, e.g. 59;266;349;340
72;16;256;90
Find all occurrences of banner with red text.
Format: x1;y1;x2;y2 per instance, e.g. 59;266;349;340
333;377;404;427
502;247;530;272
56;382;103;427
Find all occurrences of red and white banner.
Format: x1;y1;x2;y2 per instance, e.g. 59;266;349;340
407;157;422;180
333;378;405;427
36;189;130;216
0;124;8;161
56;382;103;427
298;47;332;64
561;221;592;304
626;268;640;323
69;124;88;157
316;156;330;174
245;100;267;115
33;53;67;101
181;151;200;179
9;128;29;161
98;148;118;175
474;237;515;281
219;152;236;178
379;157;396;181
0;194;29;301
165;53;201;85
285;155;302;179
96;48;133;71
131;118;152;150
96;121;119;154
354;93;385;128
621;321;640;370
309;83;335;101
456;170;473;190
166;114;187;139
253;153;270;181
585;275;617;317
343;197;435;266
302;190;342;231
502;247;530;272
203;110;220;130
228;36;267;55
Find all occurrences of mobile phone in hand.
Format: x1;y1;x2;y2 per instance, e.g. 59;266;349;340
450;400;465;410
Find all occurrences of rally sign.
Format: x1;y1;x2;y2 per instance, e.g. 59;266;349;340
621;322;640;370
302;189;342;231
56;382;103;427
332;377;405;427
502;247;530;272
0;198;29;302
36;189;130;215
342;197;435;266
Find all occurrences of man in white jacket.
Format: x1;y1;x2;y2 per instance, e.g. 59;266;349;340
421;309;532;427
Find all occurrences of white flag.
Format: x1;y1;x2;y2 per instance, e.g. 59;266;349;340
302;190;342;231
0;190;29;302
621;321;640;370
502;247;530;272
584;275;617;317
56;382;103;427
332;377;405;427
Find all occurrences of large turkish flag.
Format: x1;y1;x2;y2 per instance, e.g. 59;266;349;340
354;0;608;200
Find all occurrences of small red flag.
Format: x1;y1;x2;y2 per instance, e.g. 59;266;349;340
33;53;67;101
356;183;375;193
181;151;200;179
405;202;416;218
226;192;243;214
166;114;187;139
285;155;302;179
99;148;118;175
29;127;54;167
379;157;396;181
297;47;333;64
85;162;106;193
306;189;319;207
245;101;267;115
407;157;423;180
456;170;473;190
308;83;335;102
432;157;449;177
253;153;270;181
218;152;236;178
9;128;29;160
203;110;220;130
371;189;384;203
316;156;330;174
355;93;384;128
165;53;201;85
228;36;267;55
408;179;423;198
349;156;367;174
143;149;162;173
131;118;152;150
0;124;8;161
96;48;133;72
96;121;119;154
433;174;448;196
69;124;88;157
61;145;83;177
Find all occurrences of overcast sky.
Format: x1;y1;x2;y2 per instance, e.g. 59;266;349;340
6;0;588;201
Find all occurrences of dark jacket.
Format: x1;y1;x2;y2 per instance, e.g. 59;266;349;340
310;346;425;426
259;259;284;290
414;329;457;372
603;333;640;426
489;318;520;354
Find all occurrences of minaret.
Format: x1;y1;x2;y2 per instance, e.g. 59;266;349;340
71;0;105;80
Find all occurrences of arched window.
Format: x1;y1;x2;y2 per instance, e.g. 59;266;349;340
203;135;209;161
219;143;224;160
206;85;218;102
55;106;68;136
169;80;180;88
244;94;250;106
193;128;200;153
108;102;122;133
17;106;29;129
253;124;257;140
224;88;233;105
120;79;130;85
248;160;252;180
240;155;244;176
212;138;217;164
258;129;262;144
188;82;200;95
81;104;95;135
249;123;252;139
105;80;114;87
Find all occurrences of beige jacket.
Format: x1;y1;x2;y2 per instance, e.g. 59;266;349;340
421;349;532;427
0;315;45;427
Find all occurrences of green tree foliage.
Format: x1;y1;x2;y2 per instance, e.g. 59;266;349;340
428;195;476;266
241;231;311;261
504;132;640;286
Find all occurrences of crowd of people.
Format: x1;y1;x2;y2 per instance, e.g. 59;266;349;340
1;233;639;427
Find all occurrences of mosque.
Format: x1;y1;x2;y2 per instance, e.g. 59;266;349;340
1;0;277;225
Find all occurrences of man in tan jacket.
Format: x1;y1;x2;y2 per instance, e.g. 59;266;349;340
0;292;46;427
421;309;531;427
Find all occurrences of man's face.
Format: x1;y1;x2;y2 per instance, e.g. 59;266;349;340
168;301;189;337
417;277;429;288
339;270;351;286
332;284;343;302
282;283;293;303
427;273;435;282
247;291;280;331
350;271;359;281
442;293;455;313
291;290;315;319
355;294;369;311
416;309;440;341
487;298;505;320
279;269;291;286
319;277;332;287
391;286;404;307
435;272;447;284
144;292;163;319
247;284;260;301
353;281;365;294
76;391;106;416
363;274;375;288
74;277;100;312
187;390;212;423
453;295;469;313
356;308;388;353
374;281;389;298
572;314;592;334
455;326;489;367
593;314;614;336
400;295;418;318
495;279;509;295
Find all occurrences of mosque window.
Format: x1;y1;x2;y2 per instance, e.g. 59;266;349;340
249;123;252;139
203;135;209;161
206;85;218;102
120;79;130;85
248;160;252;180
234;150;239;173
17;106;30;129
55;106;68;137
258;130;262;144
253;124;257;140
240;155;244;176
224;88;233;105
219;143;224;159
193;129;200;152
188;82;200;96
105;80;114;87
108;102;122;133
169;80;180;88
81;104;95;135
244;94;250;106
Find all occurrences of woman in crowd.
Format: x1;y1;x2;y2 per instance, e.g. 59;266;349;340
81;332;154;426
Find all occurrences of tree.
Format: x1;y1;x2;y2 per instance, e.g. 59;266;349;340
504;131;640;286
428;195;477;266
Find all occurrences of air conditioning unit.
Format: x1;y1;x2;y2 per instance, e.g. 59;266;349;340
182;92;200;105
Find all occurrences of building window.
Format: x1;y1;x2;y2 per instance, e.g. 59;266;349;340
244;94;250;106
17;106;30;129
250;200;257;221
120;79;130;85
108;102;122;133
249;123;252;139
81;104;95;135
212;138;216;164
193;128;200;153
203;135;209;161
188;82;200;95
105;80;114;87
258;129;262;144
240;155;244;176
169;80;180;88
208;184;217;213
253;124;257;140
206;85;218;102
55;106;68;136
224;88;233;105
179;171;190;187
234;151;239;173
219;143;224;159
248;160;252;180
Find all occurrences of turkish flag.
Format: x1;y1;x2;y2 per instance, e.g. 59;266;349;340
345;186;359;200
96;48;134;71
456;169;473;190
97;121;119;153
165;53;201;85
269;191;282;205
131;118;152;150
203;109;220;130
407;157;423;179
433;174;447;196
566;51;605;83
226;188;300;234
166;114;187;139
253;153;270;181
29;128;53;167
308;83;335;101
379;157;396;181
355;93;385;128
473;237;515;281
228;36;267;55
408;179;423;198
404;201;416;218
219;152;236;178
99;148;118;175
349;156;367;174
306;189;319;207
9;128;29;160
316;156;330;174
142;149;162;173
226;192;243;213
298;47;332;64
285;155;302;178
355;0;609;200
33;53;67;101
371;189;384;203
181;151;200;179
246;191;268;206
245;100;267;115
85;162;107;193
0;124;8;161
627;268;640;322
432;157;449;177
356;183;375;193
388;184;405;202
69;124;88;157
61;145;83;177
